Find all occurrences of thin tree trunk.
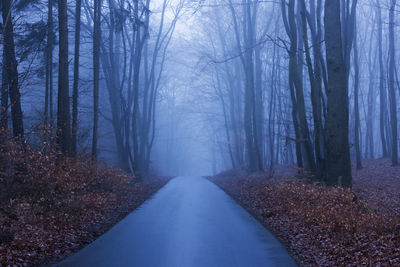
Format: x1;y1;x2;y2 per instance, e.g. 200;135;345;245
388;0;398;165
92;0;101;159
366;18;376;159
353;15;362;169
215;72;236;168
45;0;54;127
132;0;147;176
72;0;82;156
376;0;388;157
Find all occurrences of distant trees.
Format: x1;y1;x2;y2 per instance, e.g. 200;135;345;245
198;0;378;186
87;0;182;176
138;0;181;174
1;0;400;185
0;0;179;177
212;4;246;169
226;0;263;172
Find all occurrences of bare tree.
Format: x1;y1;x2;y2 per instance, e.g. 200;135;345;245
388;0;398;166
353;10;362;169
57;0;72;154
376;0;389;158
300;0;325;177
45;0;54;128
92;0;101;159
72;0;82;156
365;13;376;159
281;0;316;173
324;0;352;187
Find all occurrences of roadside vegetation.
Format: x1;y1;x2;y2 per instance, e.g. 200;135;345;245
0;130;169;266
210;160;400;266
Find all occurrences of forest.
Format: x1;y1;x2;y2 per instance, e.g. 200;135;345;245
0;0;400;266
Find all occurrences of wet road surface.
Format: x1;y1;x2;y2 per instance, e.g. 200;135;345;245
56;176;297;267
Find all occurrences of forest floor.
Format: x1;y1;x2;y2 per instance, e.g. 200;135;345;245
209;158;400;266
0;153;170;266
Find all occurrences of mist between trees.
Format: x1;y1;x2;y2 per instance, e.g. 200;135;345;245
1;0;399;186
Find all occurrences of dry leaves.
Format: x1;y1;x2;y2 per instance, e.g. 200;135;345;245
210;161;400;266
0;130;169;266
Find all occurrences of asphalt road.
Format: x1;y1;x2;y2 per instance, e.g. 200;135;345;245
56;176;297;267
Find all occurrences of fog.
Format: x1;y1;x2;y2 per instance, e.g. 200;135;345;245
2;0;400;183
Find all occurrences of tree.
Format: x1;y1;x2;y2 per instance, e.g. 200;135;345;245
376;0;389;158
353;11;362;169
45;0;54;127
1;52;8;129
2;0;24;138
132;0;147;175
57;0;72;154
92;0;101;159
227;0;263;172
324;0;352;187
72;0;82;156
300;0;326;177
281;0;316;173
388;0;398;166
365;13;376;159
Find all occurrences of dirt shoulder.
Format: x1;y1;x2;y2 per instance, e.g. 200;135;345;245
209;160;400;266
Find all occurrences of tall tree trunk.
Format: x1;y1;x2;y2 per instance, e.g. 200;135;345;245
247;0;262;172
92;0;101;159
72;0;82;156
49;13;54;130
353;15;362;169
132;0;147;176
254;46;264;166
241;0;262;172
2;0;24;138
268;42;278;170
45;0;54;127
366;18;376;159
376;0;388;157
324;0;352;187
388;0;398;165
57;0;72;154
